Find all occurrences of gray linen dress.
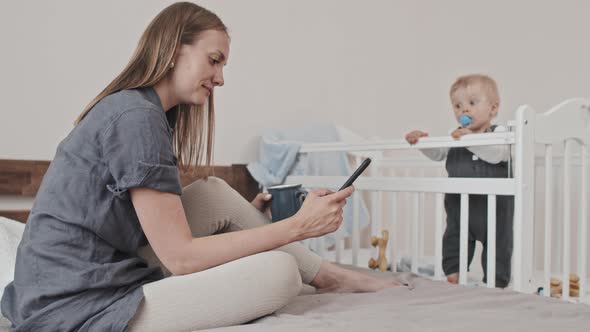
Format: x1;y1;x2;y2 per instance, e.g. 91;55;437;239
1;87;182;331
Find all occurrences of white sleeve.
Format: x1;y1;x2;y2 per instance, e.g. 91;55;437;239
419;147;449;161
466;125;510;164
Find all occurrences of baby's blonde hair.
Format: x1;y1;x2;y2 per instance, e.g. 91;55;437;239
450;74;500;105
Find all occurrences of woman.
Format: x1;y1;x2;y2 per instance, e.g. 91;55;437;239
1;2;399;331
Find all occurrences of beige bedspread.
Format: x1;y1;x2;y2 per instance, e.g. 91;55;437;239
201;270;590;332
2;270;588;332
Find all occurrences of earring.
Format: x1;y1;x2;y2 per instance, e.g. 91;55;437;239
170;62;175;69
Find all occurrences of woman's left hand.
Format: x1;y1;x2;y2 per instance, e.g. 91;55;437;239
251;193;272;215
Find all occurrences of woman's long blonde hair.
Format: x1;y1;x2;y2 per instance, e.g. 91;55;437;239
75;2;227;175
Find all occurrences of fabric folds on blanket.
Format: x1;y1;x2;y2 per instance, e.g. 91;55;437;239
247;123;370;247
247;138;301;188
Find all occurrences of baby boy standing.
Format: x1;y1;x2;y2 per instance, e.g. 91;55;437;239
405;74;514;288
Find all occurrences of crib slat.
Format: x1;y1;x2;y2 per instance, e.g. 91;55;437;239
377;191;383;237
376;191;384;269
301;239;310;250
335;221;343;264
371;191;380;261
404;169;410;261
334;182;344;264
317;237;325;259
459;194;469;285
562;140;572;301
579;145;588;300
419;192;425;259
556;170;563;281
435;193;444;280
544;145;553;297
404;193;411;262
312;237;324;259
352;191;360;266
487;195;497;288
390;192;398;273
412;194;420;274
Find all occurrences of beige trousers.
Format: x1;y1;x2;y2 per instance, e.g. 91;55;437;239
128;177;323;332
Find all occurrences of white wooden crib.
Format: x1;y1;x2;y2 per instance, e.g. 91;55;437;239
283;98;590;303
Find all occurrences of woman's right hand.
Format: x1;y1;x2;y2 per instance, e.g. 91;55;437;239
289;186;355;241
405;130;429;145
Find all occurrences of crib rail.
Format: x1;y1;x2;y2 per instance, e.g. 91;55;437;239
299;132;514;153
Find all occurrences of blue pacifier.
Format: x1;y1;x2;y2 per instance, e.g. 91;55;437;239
459;115;472;127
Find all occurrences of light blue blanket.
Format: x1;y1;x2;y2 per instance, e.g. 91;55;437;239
247;123;369;246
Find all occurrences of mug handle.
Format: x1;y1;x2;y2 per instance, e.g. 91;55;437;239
296;187;307;203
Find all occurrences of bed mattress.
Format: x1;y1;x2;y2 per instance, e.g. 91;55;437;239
201;269;590;332
2;269;588;332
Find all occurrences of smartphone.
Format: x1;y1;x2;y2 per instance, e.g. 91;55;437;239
338;158;372;191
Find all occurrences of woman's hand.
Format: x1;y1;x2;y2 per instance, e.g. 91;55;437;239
405;130;429;145
289;186;355;241
251;193;272;216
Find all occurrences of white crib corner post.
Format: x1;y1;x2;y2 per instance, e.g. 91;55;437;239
513;105;536;292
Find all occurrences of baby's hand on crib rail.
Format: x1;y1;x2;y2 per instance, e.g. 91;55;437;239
405;130;429;144
289;186;354;241
451;127;473;140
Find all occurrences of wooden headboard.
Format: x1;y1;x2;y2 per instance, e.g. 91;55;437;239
0;159;260;223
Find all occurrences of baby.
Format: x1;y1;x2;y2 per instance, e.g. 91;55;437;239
405;74;514;288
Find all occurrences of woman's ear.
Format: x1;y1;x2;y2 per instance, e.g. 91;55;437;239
170;47;181;70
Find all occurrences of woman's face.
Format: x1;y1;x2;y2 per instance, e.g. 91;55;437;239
171;29;230;107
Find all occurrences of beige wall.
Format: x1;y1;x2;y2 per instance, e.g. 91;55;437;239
1;0;589;165
0;0;588;278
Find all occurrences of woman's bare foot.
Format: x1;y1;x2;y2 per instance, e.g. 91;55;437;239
447;273;459;284
310;262;402;293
